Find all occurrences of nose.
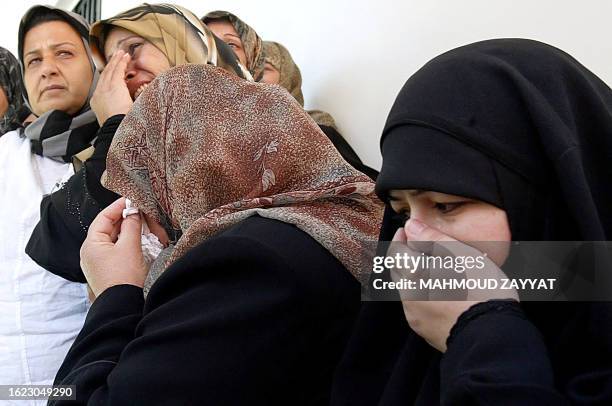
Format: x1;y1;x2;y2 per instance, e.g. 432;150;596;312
40;57;59;79
407;208;425;225
125;59;137;82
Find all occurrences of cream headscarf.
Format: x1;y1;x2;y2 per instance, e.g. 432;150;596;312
90;3;252;80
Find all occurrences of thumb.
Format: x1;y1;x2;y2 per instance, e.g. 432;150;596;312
116;213;142;249
392;227;407;243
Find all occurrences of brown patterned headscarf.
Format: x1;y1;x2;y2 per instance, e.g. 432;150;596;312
263;40;338;130
90;3;251;80
103;64;383;282
202;10;265;81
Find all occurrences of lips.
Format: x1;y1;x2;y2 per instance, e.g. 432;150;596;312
134;82;150;99
127;78;152;100
40;84;66;96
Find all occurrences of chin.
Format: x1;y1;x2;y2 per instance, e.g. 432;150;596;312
38;98;72;115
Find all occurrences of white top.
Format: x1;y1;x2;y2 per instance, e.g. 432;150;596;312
0;130;89;404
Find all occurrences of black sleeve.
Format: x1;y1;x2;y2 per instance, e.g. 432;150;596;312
318;125;379;180
51;235;357;405
50;284;145;405
440;300;568;405
26;115;124;283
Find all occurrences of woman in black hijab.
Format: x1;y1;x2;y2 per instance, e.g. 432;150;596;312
331;38;612;405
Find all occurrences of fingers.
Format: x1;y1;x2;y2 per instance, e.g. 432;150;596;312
391;227;407;243
87;197;127;242
98;50;120;85
404;219;480;258
405;219;455;243
99;50;129;87
110;51;131;85
116;211;143;249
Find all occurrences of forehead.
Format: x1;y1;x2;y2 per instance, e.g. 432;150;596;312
206;20;239;37
389;189;420;201
388;189;466;201
23;20;81;49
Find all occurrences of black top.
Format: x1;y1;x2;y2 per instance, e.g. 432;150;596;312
51;216;361;405
332;39;612;405
331;300;612;405
319;125;378;181
26;115;124;283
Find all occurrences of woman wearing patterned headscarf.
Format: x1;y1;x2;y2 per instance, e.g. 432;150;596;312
203;10;265;81
0;46;29;135
263;41;378;180
28;4;251;283
52;63;383;404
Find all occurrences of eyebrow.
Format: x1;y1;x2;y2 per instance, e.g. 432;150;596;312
105;35;142;60
24;41;77;58
222;33;242;41
388;190;425;201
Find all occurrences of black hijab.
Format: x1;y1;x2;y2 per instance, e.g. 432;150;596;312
332;39;612;405
376;38;612;242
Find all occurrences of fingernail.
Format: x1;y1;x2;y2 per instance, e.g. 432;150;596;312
406;219;426;236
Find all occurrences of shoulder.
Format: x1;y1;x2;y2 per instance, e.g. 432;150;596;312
0;129;26;149
160;216;359;311
210;216;345;274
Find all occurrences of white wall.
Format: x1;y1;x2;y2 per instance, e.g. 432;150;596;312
4;1;610;169
1;2;58;56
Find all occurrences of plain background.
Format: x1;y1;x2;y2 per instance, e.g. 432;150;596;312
3;0;612;169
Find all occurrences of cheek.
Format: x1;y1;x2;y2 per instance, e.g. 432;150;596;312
0;89;9;115
73;71;93;108
145;48;171;74
434;208;510;242
442;209;511;266
65;57;93;95
236;50;248;67
24;73;38;100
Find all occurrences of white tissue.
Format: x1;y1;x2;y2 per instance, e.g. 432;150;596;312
122;198;140;218
121;198;164;266
141;232;164;265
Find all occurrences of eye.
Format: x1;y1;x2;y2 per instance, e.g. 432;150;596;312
27;57;41;67
57;50;73;57
128;42;142;57
227;42;239;49
433;202;464;214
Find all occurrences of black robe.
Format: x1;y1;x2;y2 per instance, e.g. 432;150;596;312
332;39;612;405
26;114;124;282
50;216;361;405
319;124;378;180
